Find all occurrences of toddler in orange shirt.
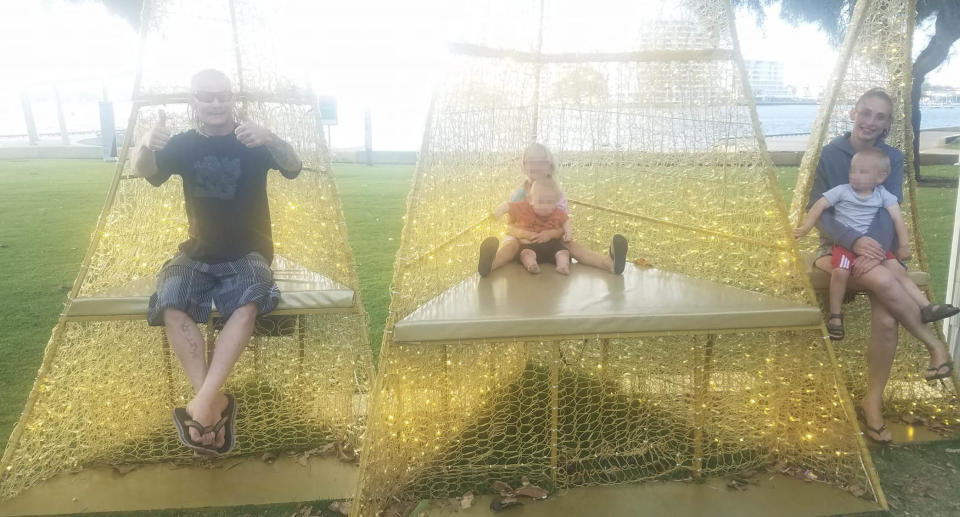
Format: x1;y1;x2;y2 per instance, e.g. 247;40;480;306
490;177;571;274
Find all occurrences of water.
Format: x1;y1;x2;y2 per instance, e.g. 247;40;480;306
3;100;960;149
756;103;960;136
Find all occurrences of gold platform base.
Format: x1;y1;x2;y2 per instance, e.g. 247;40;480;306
886;421;956;443
420;475;883;517
0;455;356;516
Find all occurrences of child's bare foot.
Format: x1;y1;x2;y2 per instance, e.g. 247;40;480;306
555;250;570;275
520;249;540;274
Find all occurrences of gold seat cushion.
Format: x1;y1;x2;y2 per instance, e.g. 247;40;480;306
393;263;821;343
66;255;354;319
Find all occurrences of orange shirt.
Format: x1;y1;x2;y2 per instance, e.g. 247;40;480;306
508;201;568;233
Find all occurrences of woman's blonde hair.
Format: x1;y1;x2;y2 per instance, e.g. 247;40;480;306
522;142;557;173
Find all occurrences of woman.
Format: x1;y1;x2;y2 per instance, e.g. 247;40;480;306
809;88;953;443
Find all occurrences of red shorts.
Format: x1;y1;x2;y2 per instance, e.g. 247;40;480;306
830;245;895;270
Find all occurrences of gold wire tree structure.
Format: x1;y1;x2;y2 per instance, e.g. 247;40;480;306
0;0;373;503
353;0;884;513
790;0;960;429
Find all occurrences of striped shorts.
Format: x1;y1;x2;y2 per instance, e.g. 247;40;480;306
147;252;280;326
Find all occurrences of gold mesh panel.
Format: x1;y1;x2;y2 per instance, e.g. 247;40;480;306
789;0;960;428
0;0;373;503
354;0;882;513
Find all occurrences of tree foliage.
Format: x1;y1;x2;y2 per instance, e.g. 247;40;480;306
734;0;960;180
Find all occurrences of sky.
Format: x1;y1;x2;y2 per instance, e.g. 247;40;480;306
0;0;958;150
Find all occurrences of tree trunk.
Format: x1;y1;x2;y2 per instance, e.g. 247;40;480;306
911;8;960;181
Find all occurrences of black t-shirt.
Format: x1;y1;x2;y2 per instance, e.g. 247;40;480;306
149;129;299;264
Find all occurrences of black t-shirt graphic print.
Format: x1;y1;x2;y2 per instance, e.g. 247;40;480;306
150;129;299;264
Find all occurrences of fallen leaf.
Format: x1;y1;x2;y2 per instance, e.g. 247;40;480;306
492;480;514;495
460;491;474;509
382;500;415;517
946;448;960;453
515;484;548;499
727;478;749;491
295;451;310;467
328;500;351;515
633;257;652;268
490;495;522;512
802;470;818;482
899;414;923;425
337;442;358;463
111;464;136;475
846;484;867;497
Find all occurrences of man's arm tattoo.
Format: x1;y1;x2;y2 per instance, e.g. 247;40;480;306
266;136;302;175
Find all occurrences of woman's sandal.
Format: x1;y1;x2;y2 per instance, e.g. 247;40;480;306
924;361;954;382
856;407;892;445
826;313;844;340
920;303;960;323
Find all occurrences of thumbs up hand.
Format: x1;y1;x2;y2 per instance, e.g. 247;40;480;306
234;116;273;148
146;109;171;151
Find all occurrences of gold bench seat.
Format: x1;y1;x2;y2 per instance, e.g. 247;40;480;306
65;255;354;320
392;263;821;343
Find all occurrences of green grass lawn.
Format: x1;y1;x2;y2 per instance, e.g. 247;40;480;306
0;159;958;516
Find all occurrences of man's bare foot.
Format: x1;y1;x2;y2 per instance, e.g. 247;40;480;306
186;392;229;448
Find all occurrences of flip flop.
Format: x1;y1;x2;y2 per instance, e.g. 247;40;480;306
478;237;499;277
920;303;960;323
856;407;892;445
924;361;954;382
173;407;217;455
609;234;628;275
206;393;238;455
172;394;238;456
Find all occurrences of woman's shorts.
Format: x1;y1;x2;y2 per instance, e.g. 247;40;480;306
518;239;568;264
147;251;280;326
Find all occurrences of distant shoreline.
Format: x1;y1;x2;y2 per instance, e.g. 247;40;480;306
755;101;818;105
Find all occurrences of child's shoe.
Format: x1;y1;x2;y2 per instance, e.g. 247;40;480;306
478;237;498;277
826;313;844;340
609;234;628;275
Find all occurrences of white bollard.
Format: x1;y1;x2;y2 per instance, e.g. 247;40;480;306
945;162;960;364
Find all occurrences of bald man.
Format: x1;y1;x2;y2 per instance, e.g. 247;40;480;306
134;69;302;454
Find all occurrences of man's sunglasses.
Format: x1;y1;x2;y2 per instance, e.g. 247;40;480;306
193;91;234;103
